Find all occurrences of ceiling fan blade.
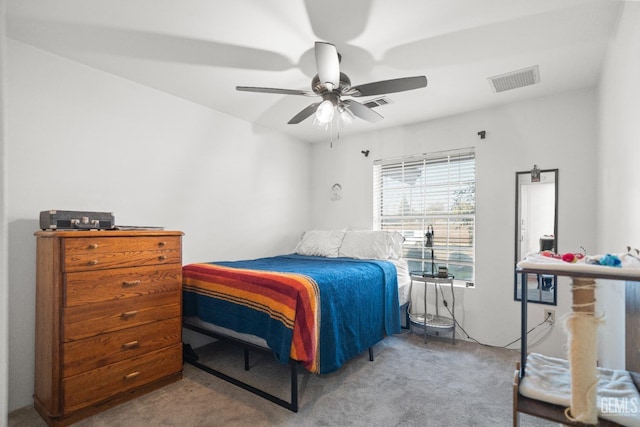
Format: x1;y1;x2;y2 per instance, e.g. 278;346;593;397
236;86;315;96
288;103;320;124
350;76;427;97
305;0;372;44
8;20;296;72
342;99;383;123
315;42;340;90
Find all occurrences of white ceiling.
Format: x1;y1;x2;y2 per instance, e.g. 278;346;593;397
6;0;622;143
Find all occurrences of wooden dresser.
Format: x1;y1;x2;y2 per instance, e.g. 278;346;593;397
33;230;184;426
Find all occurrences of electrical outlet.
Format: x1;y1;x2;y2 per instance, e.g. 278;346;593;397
544;309;555;324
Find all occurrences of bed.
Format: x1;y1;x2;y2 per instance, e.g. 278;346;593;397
181;230;410;411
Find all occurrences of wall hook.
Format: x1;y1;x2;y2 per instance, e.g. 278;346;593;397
361;150;370;157
477;130;486;139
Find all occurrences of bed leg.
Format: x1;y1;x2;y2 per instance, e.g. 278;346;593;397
244;348;250;371
369;347;374;362
290;361;298;412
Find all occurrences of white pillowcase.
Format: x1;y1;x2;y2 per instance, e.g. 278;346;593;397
293;229;346;257
386;232;405;259
338;230;404;260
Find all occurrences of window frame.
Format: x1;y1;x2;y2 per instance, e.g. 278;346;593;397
373;148;476;285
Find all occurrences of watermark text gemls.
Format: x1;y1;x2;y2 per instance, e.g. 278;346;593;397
601;397;639;415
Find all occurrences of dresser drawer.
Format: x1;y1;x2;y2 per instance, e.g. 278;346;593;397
64;291;181;341
63;248;180;272
63;317;181;377
62;344;182;414
65;264;181;307
64;236;180;255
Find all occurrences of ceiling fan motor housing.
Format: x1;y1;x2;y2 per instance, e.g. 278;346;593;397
312;72;351;95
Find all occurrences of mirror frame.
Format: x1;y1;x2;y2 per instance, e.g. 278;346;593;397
514;168;558;305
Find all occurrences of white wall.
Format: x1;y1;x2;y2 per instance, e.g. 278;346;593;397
596;2;640;369
310;88;598;357
6;40;311;411
1;1;10;425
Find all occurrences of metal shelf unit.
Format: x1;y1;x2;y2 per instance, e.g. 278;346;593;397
408;274;455;344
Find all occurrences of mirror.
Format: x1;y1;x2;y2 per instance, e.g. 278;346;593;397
514;167;558;305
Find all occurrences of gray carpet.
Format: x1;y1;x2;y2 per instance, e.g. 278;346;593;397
9;332;556;426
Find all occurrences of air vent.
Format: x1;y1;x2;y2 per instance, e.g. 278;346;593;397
363;97;393;108
488;66;539;93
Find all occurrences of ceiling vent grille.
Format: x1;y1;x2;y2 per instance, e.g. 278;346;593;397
363;97;393;108
488;66;539;93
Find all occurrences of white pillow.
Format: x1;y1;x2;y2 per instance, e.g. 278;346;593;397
293;229;345;257
386;232;405;259
338;230;404;260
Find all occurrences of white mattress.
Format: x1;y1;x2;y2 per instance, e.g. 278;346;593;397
389;258;411;306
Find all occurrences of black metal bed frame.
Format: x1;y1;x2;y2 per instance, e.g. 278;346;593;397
183;321;374;413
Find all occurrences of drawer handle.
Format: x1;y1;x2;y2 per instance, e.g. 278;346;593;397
87;260;99;266
121;310;138;318
158;255;167;261
88;243;99;249
122;340;140;350
122;280;141;288
158;241;166;247
123;371;141;380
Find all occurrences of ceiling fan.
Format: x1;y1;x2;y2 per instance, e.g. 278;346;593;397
236;42;428;125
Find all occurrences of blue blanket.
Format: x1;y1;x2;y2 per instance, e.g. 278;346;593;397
183;254;400;374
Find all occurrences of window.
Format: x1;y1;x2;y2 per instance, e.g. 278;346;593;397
373;149;475;283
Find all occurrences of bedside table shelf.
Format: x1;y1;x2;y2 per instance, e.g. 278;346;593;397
409;313;455;329
408;274;456;344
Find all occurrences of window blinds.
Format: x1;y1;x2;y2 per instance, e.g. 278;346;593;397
373;149;475;282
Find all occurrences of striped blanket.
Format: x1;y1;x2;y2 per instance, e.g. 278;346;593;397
183;262;320;372
182;255;400;374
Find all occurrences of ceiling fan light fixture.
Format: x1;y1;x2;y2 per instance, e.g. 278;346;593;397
338;105;354;125
316;100;335;124
237;41;428;130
